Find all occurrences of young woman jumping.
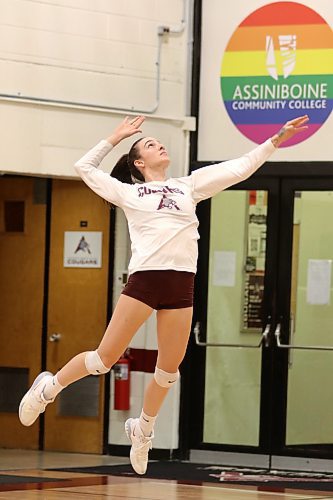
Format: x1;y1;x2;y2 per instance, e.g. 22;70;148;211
19;114;309;474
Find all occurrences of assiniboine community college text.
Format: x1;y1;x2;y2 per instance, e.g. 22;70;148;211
232;82;328;110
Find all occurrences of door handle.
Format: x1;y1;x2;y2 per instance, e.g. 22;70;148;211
49;333;62;342
194;322;270;348
275;323;333;351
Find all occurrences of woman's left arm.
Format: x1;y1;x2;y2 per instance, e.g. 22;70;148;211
191;115;309;203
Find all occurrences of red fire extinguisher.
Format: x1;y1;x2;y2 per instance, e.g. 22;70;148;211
114;349;131;410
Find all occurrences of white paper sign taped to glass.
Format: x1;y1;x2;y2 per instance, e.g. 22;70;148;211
64;231;102;268
213;251;236;287
306;259;331;305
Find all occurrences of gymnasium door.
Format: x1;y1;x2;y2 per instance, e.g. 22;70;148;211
187;175;333;470
0;177;46;449
44;179;110;453
0;177;111;453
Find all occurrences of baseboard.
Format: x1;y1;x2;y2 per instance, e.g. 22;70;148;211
190;449;270;468
106;444;181;460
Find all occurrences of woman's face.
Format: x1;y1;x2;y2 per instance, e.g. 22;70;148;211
134;137;170;170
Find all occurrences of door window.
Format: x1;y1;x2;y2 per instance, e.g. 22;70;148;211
286;191;333;448
204;190;268;446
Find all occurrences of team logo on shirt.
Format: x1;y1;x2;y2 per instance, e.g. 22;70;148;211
157;194;180;211
137;185;183;211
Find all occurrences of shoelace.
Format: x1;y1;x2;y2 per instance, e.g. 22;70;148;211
26;394;47;412
27;387;53;412
134;432;153;453
135;439;152;458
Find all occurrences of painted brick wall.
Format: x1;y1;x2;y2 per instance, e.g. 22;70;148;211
0;0;194;178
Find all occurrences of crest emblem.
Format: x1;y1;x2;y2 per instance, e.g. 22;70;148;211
266;34;296;80
157;195;180;211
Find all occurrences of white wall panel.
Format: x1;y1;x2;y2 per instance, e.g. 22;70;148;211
108;371;179;450
144;373;180;449
108;372;145;446
144;317;158;351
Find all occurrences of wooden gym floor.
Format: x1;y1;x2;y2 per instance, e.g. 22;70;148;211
0;450;333;499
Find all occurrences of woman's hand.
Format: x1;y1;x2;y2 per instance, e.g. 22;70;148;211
107;115;145;146
271;115;309;148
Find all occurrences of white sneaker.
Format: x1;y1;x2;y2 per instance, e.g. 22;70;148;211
125;417;154;475
19;371;54;426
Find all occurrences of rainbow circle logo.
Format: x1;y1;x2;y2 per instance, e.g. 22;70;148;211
220;2;333;147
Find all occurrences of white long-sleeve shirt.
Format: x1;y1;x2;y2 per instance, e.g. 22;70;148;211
74;139;276;275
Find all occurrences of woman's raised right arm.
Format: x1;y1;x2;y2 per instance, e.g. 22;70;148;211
74;116;145;205
74;140;126;206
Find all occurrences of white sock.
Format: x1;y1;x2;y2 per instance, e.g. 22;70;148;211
138;410;157;437
43;374;65;400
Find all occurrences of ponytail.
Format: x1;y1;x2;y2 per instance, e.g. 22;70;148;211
110;138;145;185
110;154;133;184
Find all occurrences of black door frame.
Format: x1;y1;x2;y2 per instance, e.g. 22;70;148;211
272;177;333;460
180;174;333;463
181;176;281;460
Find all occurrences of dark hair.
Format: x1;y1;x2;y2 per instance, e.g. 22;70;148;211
110;138;145;184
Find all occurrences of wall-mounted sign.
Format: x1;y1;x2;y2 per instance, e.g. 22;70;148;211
220;2;332;147
198;0;332;161
64;231;102;268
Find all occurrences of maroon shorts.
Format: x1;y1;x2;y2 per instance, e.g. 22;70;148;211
121;270;195;310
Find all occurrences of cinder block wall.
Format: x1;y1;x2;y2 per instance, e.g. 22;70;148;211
0;0;194;178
